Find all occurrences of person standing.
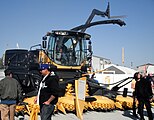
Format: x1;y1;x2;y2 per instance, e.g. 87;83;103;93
0;69;23;120
36;64;59;120
135;74;153;120
147;73;154;95
131;72;140;118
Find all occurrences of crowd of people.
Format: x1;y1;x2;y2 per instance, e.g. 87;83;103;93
0;64;60;120
0;66;154;120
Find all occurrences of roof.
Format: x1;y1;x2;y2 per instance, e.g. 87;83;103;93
104;64;137;74
92;55;111;61
104;66;125;74
137;63;154;68
52;30;91;38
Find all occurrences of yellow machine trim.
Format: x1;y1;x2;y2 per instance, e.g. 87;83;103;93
38;51;84;70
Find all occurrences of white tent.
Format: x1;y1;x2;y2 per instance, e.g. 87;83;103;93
104;64;137;75
93;64;137;94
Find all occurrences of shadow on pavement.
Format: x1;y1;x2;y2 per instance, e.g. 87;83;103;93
122;110;138;120
122;109;154;120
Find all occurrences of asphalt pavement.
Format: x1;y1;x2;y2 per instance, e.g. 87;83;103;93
15;108;154;120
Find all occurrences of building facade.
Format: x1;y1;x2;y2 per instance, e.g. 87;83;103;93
92;55;111;72
137;63;154;75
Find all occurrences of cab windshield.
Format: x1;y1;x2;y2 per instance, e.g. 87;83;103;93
47;34;89;66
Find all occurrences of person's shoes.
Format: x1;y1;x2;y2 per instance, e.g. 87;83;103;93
133;114;139;119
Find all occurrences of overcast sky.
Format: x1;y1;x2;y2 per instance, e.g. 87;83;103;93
0;0;154;68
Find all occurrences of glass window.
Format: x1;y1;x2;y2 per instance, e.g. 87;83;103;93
48;35;56;60
47;34;90;66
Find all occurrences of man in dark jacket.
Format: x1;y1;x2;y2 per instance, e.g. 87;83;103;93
0;69;23;120
135;75;153;120
37;64;59;120
131;72;140;118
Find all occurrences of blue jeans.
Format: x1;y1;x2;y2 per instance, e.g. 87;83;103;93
40;104;55;120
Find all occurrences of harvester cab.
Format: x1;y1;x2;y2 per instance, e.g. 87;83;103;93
41;30;92;74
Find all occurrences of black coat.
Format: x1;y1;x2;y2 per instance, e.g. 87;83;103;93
39;72;59;106
135;77;153;100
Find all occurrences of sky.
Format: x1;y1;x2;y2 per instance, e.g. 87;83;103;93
0;0;154;68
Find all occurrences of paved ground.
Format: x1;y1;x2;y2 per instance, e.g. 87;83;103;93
15;108;154;120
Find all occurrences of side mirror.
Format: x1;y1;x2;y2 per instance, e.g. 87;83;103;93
42;36;47;40
42;40;47;49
